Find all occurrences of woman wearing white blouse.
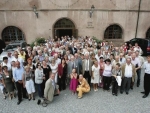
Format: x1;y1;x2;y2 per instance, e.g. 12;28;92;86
91;60;100;91
50;59;58;83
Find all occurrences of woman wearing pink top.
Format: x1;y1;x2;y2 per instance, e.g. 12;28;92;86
103;59;112;91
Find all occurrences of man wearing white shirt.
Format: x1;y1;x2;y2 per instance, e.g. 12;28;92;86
120;58;136;94
142;55;150;98
131;53;141;87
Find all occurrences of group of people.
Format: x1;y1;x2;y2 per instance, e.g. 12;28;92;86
0;36;150;106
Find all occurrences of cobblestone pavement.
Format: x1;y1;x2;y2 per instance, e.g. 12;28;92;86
0;68;150;113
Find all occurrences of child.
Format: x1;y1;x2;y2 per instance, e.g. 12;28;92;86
112;63;122;96
70;68;78;95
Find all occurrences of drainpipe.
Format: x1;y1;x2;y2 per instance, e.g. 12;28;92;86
135;0;142;38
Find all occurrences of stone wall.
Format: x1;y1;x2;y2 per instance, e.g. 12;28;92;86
0;0;150;44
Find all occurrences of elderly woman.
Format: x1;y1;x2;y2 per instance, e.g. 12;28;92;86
22;66;35;100
2;66;15;100
76;74;90;99
50;59;58;83
35;63;45;98
91;60;100;91
103;59;112;91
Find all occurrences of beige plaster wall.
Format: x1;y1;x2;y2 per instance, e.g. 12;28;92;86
0;0;150;44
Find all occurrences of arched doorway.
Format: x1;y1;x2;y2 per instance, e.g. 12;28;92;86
146;27;150;39
2;26;25;43
104;24;123;39
53;18;77;38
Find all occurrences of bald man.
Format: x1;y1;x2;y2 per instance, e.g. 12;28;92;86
13;61;27;105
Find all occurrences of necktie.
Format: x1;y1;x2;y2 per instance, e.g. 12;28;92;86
86;60;88;71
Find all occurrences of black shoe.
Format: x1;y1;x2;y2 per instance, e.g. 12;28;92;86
143;95;147;98
17;101;21;105
120;91;123;94
137;84;139;87
130;87;133;90
54;94;59;97
126;92;129;95
33;97;35;100
23;96;28;99
37;99;41;105
115;94;118;96
141;92;145;94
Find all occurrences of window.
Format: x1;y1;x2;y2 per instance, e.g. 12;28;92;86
104;25;122;39
2;26;24;42
146;28;150;39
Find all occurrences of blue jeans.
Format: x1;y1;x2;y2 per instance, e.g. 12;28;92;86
36;83;44;98
136;69;141;86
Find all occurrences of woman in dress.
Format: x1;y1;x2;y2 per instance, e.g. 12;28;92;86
70;68;78;95
42;60;51;81
2;66;15;100
50;59;58;83
22;66;35;100
103;59;112;91
99;56;105;88
58;58;67;91
91;60;100;91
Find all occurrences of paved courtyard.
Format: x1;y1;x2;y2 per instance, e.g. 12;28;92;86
0;68;150;113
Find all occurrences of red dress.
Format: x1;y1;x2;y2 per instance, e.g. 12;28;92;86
99;61;105;88
69;73;78;92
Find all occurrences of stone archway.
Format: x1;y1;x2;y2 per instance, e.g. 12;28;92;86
53;18;78;39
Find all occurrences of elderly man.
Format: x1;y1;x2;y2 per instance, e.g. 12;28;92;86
37;73;59;105
120;58;136;95
74;53;82;75
12;51;24;67
82;53;92;86
131;53;141;87
76;74;90;99
13;61;26;105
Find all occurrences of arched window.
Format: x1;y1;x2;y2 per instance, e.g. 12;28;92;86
104;25;122;39
2;26;25;42
146;28;150;39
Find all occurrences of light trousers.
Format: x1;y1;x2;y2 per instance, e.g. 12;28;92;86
76;86;90;97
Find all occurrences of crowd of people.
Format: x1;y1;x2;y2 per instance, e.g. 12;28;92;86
0;36;150;106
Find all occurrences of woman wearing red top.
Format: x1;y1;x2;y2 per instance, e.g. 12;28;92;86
99;56;105;88
58;58;67;91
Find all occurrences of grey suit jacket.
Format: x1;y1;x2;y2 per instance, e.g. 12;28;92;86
44;79;58;102
82;59;92;76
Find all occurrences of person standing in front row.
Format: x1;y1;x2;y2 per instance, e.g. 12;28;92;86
13;61;27;105
112;63;122;96
82;53;92;87
120;58;136;95
70;68;78;95
91;60;100;91
103;59;112;91
142;55;150;98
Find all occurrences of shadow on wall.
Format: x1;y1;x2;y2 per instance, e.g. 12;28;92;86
0;39;6;54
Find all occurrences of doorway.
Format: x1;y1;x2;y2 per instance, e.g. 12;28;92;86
53;18;77;38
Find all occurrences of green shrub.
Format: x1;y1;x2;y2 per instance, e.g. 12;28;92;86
30;37;46;48
92;36;102;43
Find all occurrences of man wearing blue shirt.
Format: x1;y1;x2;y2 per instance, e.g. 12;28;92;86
13;61;26;105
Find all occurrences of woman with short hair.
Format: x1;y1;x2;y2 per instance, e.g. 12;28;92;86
22;66;35;100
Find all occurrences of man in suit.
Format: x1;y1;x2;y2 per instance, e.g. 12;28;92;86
74;53;82;75
37;73;59;105
120;58;136;95
82;53;92;86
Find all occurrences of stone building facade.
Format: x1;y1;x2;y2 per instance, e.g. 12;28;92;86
0;0;150;44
